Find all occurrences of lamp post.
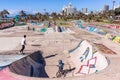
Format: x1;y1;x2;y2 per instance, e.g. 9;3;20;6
113;0;116;10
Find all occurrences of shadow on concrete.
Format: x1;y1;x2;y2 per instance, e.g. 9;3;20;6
44;54;58;59
9;50;49;78
62;67;76;74
31;44;41;47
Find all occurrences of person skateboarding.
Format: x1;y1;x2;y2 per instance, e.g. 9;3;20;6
19;35;26;54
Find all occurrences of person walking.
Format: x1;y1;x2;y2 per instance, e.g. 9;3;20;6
20;35;26;54
27;26;30;30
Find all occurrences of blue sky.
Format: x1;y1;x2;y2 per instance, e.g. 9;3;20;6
0;0;119;14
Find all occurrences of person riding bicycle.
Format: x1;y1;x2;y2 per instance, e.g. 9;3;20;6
58;60;64;72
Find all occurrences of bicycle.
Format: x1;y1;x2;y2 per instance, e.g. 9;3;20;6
56;67;76;78
56;60;75;78
56;70;65;78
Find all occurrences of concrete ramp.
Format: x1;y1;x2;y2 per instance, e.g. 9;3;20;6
69;40;108;76
45;28;54;33
0;51;48;80
63;28;75;34
0;55;26;67
9;51;48;77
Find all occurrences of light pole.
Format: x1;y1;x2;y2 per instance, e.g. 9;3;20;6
112;0;116;10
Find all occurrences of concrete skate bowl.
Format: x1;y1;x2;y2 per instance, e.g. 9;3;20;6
68;40;109;76
0;41;109;80
0;51;49;80
0;51;75;80
9;51;48;78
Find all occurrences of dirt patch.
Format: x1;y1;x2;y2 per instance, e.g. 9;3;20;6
95;43;117;55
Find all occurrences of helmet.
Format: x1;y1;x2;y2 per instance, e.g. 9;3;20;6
59;60;63;64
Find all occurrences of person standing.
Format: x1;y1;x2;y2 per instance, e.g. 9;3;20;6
32;27;35;31
20;35;26;54
27;26;30;30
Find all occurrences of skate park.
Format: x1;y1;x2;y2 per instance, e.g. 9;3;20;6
0;22;120;80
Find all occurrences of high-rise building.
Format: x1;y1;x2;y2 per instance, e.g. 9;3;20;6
62;3;77;15
112;0;116;10
82;8;87;14
104;5;109;12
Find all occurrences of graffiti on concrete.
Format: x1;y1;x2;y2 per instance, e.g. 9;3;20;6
80;47;89;62
76;57;97;75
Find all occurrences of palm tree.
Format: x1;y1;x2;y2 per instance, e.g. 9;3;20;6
35;12;42;20
87;11;94;22
77;11;84;19
0;9;9;18
51;12;57;20
25;14;33;22
0;11;3;18
28;14;33;20
57;13;62;19
3;9;9;18
19;10;26;17
19;10;27;21
114;7;120;15
45;12;49;20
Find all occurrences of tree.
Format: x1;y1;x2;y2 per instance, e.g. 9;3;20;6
19;10;26;17
87;11;94;22
77;11;85;19
114;7;120;15
57;13;62;19
0;9;9;18
35;12;42;20
51;12;58;20
28;14;33;19
45;12;49;20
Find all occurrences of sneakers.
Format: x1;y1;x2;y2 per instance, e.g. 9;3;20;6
18;51;21;54
18;51;24;55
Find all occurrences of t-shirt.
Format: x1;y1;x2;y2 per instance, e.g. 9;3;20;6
21;38;26;45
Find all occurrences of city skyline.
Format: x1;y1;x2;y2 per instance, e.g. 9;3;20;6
0;0;120;14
